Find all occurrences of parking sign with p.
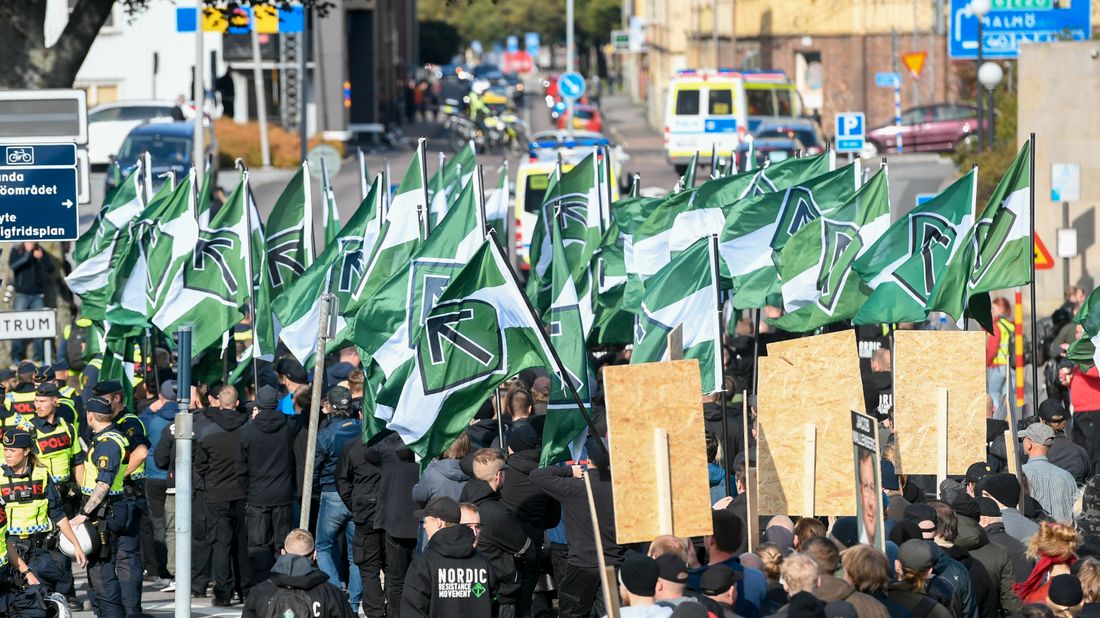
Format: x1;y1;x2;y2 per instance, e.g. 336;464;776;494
835;112;865;154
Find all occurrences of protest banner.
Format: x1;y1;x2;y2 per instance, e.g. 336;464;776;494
852;410;885;553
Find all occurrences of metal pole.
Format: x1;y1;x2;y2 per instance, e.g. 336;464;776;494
173;326;193;618
751;308;760;395
891;29;903;154
300;6;311;164
358;148;369;202
193;6;205;176
566;0;575;138
241;165;262;393
988;89;996;149
44;339;52;366
250;25;272;168
495;389;506;451
712;0;719;68
300;293;335;528
976;20;984;152
1029;133;1039;414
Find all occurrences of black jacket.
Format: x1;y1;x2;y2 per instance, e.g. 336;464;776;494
364;430;420;539
703;401;744;477
530;466;623;568
242;554;353;618
237;408;300;507
500;448;561;543
154;406;217;491
982;522;1032;583
460;479;534;601
942;544;997;618
400;524;495;618
194;407;248;503
1047;433;1091;484
335;437;382;527
9;244;54;295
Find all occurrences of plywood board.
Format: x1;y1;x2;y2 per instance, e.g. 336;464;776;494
893;330;986;475
604;360;714;544
756;330;864;516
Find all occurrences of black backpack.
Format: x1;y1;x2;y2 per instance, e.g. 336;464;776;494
265;586;316;618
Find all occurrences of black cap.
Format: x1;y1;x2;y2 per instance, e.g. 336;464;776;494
508;424;541;453
326;362;355;384
952;493;981;522
326;386;352;409
0;369;15;381
34;383;60;398
655;553;689;584
256;385;280;410
92;380;122;396
16;361;35;376
1039;398;1069;423
32;366;55;383
830;516;859;548
965;461;993;484
1;428;33;449
1048;574;1083;607
670;604;710;618
619;552;659;597
86;396;112;414
977;497;1001;518
412;496;461;524
788;591;827;618
982;473;1022;508
276;357;308;384
699;564;740;596
897;539;935;571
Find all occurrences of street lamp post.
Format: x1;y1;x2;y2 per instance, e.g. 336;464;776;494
978;61;1004;149
971;0;991;152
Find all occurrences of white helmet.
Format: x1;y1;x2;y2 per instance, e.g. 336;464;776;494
471;80;490;95
59;521;98;558
45;592;73;618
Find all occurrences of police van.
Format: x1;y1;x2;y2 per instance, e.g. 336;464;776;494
514;131;621;276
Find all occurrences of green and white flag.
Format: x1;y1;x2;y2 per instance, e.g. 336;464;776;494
626;152;835;310
852;169;977;325
322;160;342;247
720;161;862;310
273;176;386;364
542;209;594;466
265;163;314;298
526;152;602;312
246;182;277;359
428;141;477;226
1069;288;1100;370
771;168;892;332
631;235;721;394
927;142;1033;324
379;238;558;461
485;162;510;239
153;172;251;353
349;172;485;392
679;151;699;191
105;172;199;327
67;162;145;320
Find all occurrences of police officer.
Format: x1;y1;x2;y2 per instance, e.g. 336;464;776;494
7;361;38;419
0;428;88;606
69;396;128;618
94;379;148;618
33;365;83;427
0;381;35;438
31;383;84;516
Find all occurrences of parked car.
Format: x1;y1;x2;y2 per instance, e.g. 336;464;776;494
735;136;804;170
555;103;603;132
753;118;826;155
864;103;982;156
104;121;218;195
88;100;180;168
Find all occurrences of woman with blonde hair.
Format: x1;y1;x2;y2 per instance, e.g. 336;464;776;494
1014;521;1078;603
754;542;788;614
1076;557;1100;617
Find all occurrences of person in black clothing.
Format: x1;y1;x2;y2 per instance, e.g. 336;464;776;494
195;385;251;605
701;377;743;484
1037;399;1091;484
9;242;55;362
241;528;353;618
364;429;421;617
400;496;496;618
237;385;300;587
530;436;624;618
460;448;535;617
336;432;386;617
500;422;560;618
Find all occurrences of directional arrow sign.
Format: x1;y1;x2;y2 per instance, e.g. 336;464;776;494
418;299;503;394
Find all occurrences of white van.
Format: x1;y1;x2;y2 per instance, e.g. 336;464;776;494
663;69;748;175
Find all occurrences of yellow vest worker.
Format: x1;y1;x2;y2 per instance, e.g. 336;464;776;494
30;383;83;485
7;362;38;421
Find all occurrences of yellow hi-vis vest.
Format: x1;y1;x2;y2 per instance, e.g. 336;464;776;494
993;317;1013;366
1;465;53;535
81;430;128;496
34;415;79;483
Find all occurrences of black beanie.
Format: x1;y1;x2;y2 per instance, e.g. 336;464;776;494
1048;574;1083;607
788;592;827;618
952;493;981;522
619;552;658;597
982;473;1021;508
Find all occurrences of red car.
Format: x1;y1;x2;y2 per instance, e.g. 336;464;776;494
864;104;985;156
554;103;602;132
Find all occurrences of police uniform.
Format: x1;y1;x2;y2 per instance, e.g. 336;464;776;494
80;396;128;618
30;383;84;515
0;491;15;614
95;380;148;618
34;365;83;432
0;429;79;600
6;361;39;420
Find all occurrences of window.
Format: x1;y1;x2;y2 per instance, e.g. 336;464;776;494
708;89;733;115
899;108;926;125
89;106;123;123
119;106;175;122
523;173;549;213
746;89;772;116
118;134;191;165
934;105;976;121
674;90;700;115
774;90;794;116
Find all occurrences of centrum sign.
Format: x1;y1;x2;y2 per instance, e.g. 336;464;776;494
0;310;57;341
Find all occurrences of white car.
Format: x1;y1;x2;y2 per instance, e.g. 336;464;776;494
87;100;178;166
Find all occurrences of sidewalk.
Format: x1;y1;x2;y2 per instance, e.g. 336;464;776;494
601;93;664;155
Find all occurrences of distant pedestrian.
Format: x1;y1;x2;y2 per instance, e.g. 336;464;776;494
241;529;354;618
8;242;53;362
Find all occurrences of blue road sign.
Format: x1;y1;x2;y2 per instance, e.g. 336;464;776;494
507;35;519;53
558;71;586;100
834;112;865;153
916;193;936;207
875;72;901;88
0;144;78;241
950;0;1091;59
525;32;540;56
